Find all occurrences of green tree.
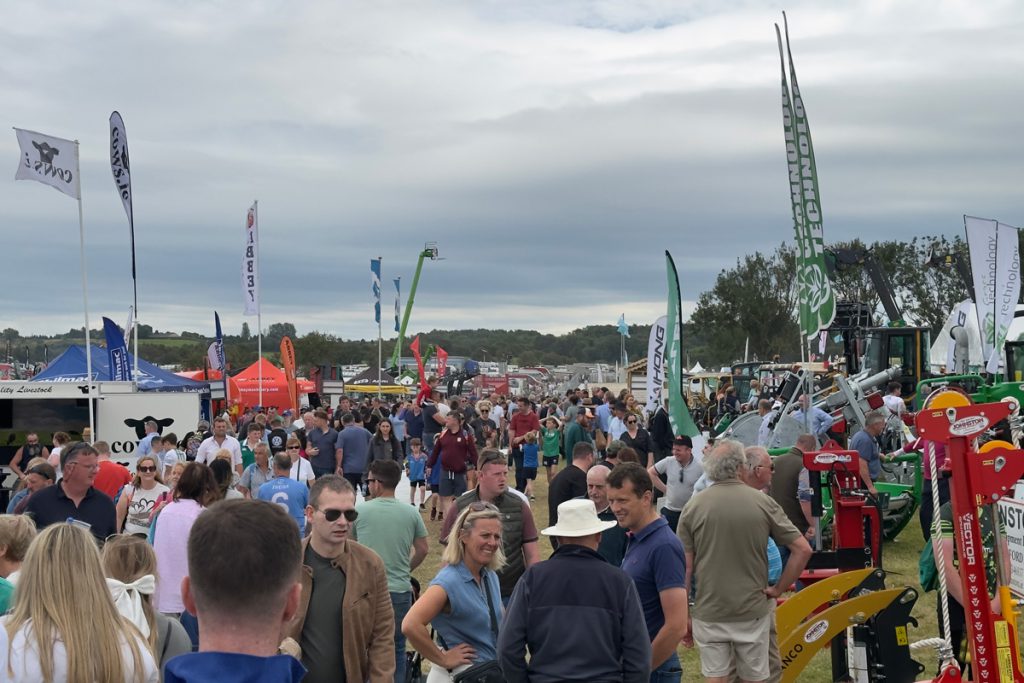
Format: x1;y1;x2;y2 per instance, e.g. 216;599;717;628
689;245;800;366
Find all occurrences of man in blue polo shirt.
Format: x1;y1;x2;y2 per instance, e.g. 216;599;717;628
257;453;309;534
25;441;116;541
607;462;689;682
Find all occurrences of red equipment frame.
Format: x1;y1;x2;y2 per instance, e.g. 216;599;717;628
917;400;1024;682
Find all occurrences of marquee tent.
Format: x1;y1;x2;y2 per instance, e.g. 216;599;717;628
232;358;315;410
32;345;206;393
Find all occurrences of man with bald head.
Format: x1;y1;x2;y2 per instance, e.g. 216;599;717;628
587;463;627;566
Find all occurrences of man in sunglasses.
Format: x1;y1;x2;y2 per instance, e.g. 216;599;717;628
286;475;394;682
24;441;117;541
647;435;703;533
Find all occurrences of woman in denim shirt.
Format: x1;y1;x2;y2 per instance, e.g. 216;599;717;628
403;502;505;682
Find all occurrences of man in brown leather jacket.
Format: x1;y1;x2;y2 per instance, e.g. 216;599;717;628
283;475;394;682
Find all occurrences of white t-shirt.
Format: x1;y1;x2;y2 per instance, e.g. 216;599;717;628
122;483;170;535
882;394;906;415
290;457;315;484
195;435;243;468
490;405;505;427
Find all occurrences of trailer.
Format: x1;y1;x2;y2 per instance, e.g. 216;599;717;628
0;380;203;468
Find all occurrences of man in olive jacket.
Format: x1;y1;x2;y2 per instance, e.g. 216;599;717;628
283;475;395;682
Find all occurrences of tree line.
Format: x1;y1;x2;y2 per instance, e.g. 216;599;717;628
3;233;990;373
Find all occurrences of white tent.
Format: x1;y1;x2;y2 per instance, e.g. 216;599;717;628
689;362;704;373
929;300;1024;372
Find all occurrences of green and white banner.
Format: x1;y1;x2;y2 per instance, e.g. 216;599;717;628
665;251;699;438
965;215;1021;373
776;16;835;341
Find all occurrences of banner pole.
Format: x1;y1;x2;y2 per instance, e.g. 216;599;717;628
378;256;383;399
255;200;262;407
75;141;95;443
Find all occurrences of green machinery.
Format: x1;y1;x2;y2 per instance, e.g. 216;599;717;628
389;243;440;372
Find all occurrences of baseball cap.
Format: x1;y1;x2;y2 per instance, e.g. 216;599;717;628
674;435;693;448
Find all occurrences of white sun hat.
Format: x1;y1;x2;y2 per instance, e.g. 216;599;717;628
541;499;617;537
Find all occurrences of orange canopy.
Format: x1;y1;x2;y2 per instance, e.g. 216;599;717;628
232;358;315;411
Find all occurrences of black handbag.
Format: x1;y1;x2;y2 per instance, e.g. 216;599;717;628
443;575;504;683
404;650;423;683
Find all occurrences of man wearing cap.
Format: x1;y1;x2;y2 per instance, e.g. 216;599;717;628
498;498;651;683
647;435;703;533
562;408;593;467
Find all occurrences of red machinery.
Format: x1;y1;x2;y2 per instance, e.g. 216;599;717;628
917;399;1024;682
801;449;884;582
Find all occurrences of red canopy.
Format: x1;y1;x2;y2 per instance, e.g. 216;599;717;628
232;358;315;411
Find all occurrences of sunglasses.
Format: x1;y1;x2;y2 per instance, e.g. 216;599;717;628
319;508;358;523
287;445;300;450
468;501;499;513
755;463;776;473
627;419;637;424
137;466;157;473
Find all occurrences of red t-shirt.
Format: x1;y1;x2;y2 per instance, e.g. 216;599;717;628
509;411;541;440
93;460;132;500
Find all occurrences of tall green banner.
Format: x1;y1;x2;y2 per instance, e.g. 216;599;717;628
665;251;699;438
777;14;835;341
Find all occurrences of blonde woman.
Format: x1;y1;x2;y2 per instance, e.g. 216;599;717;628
3;522;159;682
403;502;505;682
0;515;36;610
102;535;191;669
116;456;170;536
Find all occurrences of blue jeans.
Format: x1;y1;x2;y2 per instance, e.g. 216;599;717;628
391;591;413;683
650;652;682;683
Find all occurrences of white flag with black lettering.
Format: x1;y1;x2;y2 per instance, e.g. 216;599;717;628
242;202;259;316
13;128;80;199
645;316;667;416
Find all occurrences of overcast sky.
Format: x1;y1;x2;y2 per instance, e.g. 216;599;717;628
2;0;1022;342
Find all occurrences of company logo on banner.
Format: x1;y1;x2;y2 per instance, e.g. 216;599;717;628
645;316;667;415
281;336;298;413
998;498;1024;597
13;128;80;199
102;316;132;382
242;203;259;315
965;216;1021;373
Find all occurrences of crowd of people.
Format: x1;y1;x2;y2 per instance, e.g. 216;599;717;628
0;383;835;683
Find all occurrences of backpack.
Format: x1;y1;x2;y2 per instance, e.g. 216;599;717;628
919;537;938;592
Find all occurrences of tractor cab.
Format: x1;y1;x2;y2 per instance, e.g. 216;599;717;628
855;326;930;409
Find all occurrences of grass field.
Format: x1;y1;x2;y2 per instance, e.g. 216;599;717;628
406;471;948;682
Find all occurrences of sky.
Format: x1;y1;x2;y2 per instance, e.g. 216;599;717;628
1;0;1022;342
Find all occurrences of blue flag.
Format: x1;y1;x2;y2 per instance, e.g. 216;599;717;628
371;258;382;324
617;314;630;338
102;316;132;381
394;277;401;332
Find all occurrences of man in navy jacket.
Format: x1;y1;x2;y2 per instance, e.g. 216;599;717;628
498;499;651;682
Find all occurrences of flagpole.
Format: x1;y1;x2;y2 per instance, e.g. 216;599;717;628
75;140;95;443
254;200;262;407
377;255;383;399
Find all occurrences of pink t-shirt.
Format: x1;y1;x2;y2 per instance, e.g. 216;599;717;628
153;498;204;613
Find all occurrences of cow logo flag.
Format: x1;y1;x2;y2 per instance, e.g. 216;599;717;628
645;316;667;416
665;252;699;438
109;112;139;295
394;278;402;332
14;128;80;199
102;317;132;382
371;258;382;324
242;203;259;316
776;16;835;340
965;216;1021;373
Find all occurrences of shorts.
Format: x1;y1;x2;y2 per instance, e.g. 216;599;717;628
429;484;440;494
522;467;537;481
692;612;771;681
410;479;425;488
542;456;559;467
438;471;468;497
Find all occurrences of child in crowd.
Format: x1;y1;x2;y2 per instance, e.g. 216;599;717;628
521;430;540;501
540;416;562;484
161;433;182;479
406;438;427;510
